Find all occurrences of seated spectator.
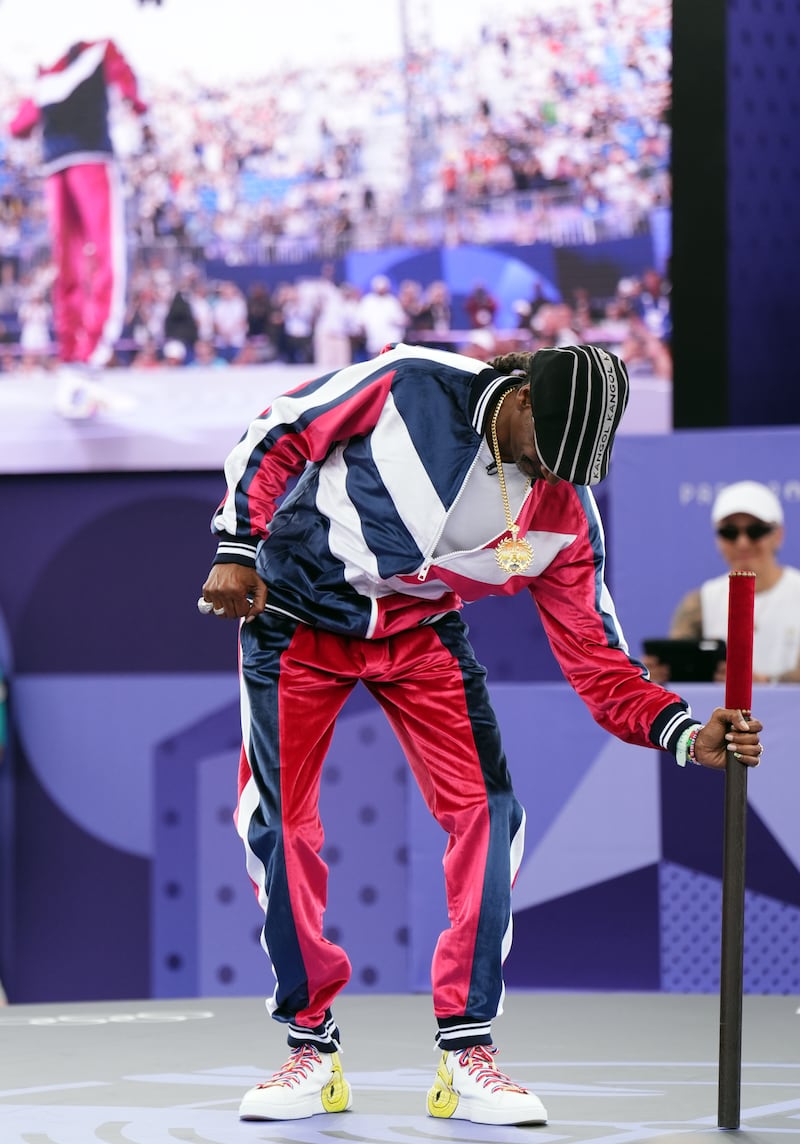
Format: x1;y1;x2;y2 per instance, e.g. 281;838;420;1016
643;481;800;684
280;283;315;364
633;267;671;343
620;315;672;379
341;283;366;363
213;280;248;359
309;267;351;369
231;341;262;366
163;339;188;367
192;338;228;368
398;278;425;333
412;279;453;351
464;283;498;331
417;280;452;335
245;282;272;339
188;279;217;344
163;287;199;354
531;302;582;348
130;338;162;370
17;288;52;366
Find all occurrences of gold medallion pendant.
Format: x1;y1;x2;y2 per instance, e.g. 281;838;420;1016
495;524;534;574
490;391;533;575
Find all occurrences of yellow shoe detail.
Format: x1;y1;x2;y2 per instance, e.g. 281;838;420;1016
427;1053;460;1118
321;1053;351;1113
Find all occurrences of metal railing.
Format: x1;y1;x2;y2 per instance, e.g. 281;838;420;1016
3;185;665;275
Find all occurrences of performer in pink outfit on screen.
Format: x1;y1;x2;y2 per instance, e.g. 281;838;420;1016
10;39;147;369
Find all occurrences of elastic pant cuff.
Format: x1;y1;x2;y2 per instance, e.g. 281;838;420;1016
287;1010;341;1053
435;1017;493;1051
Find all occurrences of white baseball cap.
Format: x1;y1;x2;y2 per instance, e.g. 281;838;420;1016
163;339;187;361
711;480;783;526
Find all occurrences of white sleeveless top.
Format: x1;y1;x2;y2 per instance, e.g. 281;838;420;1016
700;565;800;677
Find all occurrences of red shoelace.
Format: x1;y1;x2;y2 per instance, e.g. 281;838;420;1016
457;1045;528;1093
257;1044;320;1089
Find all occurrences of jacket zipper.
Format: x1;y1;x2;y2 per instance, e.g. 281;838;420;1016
416;459;533;580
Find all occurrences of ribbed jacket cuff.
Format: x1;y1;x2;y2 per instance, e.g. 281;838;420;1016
650;701;701;764
212;535;258;567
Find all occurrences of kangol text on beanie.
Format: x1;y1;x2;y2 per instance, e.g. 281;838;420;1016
530;344;630;486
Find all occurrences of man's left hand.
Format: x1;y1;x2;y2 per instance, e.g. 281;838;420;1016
693;707;764;770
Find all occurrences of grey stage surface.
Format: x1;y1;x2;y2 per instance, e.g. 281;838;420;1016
1;992;798;1143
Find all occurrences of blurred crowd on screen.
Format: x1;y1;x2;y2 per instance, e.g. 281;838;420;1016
0;0;671;375
0;257;672;379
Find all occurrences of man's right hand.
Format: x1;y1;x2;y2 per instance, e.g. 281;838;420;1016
199;563;267;621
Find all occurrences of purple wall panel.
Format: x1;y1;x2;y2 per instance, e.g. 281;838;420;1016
9;752;150;1002
727;0;800;425
0;474;236;1002
506;867;661;991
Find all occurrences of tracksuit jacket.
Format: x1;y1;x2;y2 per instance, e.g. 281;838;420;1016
212;342;695;760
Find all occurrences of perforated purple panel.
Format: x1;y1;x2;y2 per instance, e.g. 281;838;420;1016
727;0;800;424
659;862;800;993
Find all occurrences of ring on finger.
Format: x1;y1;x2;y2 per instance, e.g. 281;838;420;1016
213;606;225;616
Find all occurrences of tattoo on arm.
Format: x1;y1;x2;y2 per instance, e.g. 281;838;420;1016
669;591;703;639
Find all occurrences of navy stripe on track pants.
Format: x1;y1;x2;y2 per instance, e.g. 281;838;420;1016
234;608;526;1048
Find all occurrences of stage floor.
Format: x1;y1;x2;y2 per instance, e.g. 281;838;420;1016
1;991;797;1143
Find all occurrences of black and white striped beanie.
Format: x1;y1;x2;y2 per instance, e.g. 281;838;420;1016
530;344;630;486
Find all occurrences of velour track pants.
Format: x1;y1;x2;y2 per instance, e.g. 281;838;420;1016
235;609;525;1051
45;160;127;367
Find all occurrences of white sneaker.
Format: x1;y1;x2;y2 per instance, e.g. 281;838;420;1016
53;364;136;420
54;366;103;420
239;1044;352;1120
427;1045;548;1126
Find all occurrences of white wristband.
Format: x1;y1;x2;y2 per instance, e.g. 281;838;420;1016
675;727;692;767
675;724;702;767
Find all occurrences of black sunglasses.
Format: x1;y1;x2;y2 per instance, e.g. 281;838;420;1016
716;522;775;542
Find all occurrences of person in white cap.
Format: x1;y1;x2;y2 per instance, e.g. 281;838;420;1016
197;343;764;1127
356;275;408;356
652;480;800;684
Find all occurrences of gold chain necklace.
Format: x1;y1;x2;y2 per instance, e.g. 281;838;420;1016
490;391;533;574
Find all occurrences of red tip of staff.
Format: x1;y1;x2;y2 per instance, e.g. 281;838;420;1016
725;571;755;712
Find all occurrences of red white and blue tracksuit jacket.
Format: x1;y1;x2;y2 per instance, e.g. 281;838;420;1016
213;342;695;759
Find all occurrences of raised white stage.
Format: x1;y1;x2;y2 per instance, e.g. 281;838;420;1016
0;363;671;475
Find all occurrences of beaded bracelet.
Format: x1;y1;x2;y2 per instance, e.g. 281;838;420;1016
687;724;702;765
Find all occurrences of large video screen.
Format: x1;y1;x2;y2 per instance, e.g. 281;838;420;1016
0;0;672;471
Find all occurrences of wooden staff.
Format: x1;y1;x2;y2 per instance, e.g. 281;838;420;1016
718;569;755;1129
